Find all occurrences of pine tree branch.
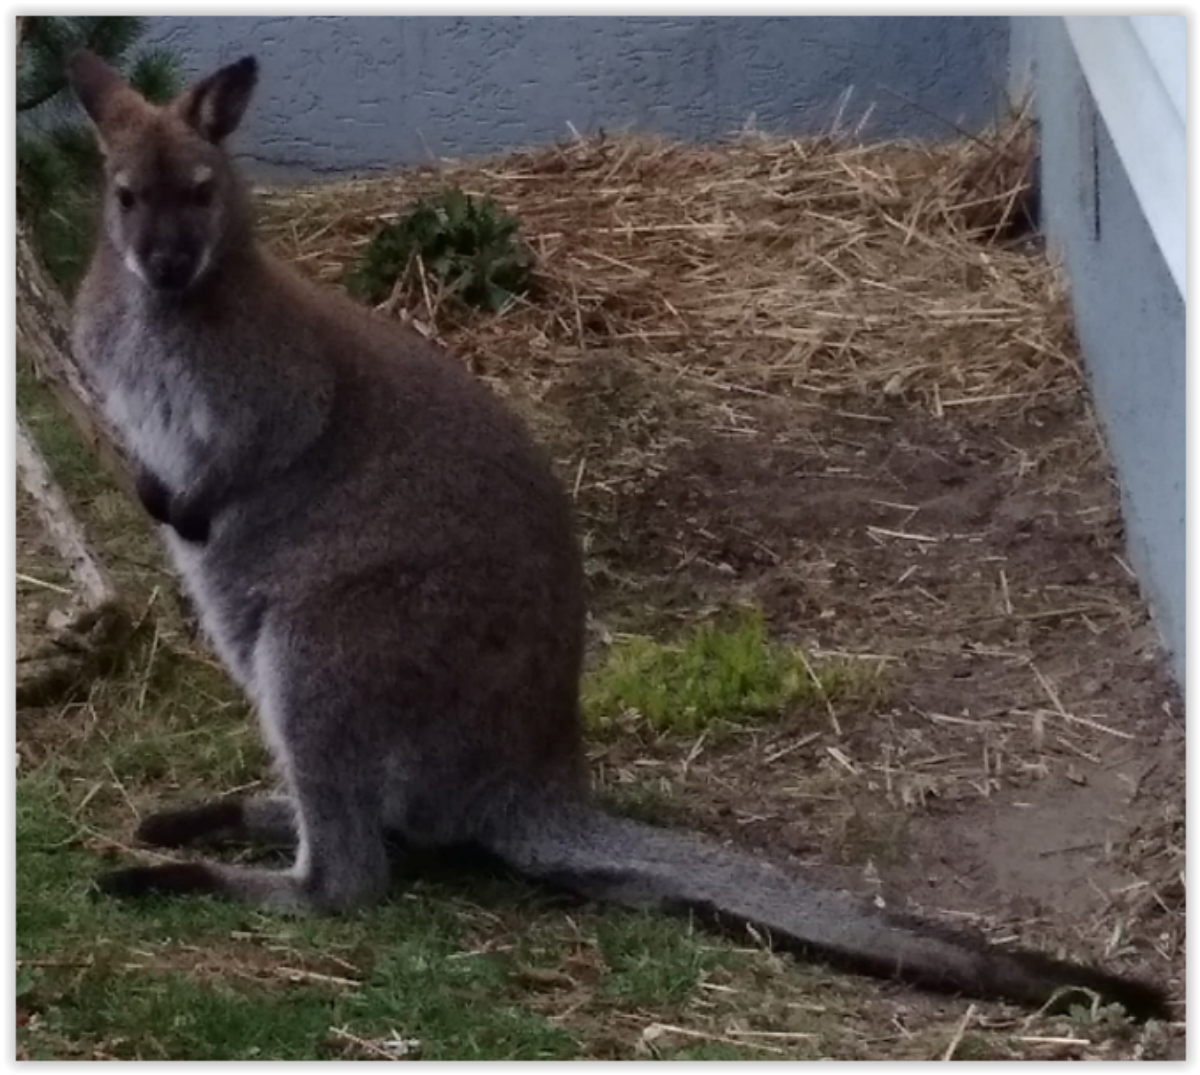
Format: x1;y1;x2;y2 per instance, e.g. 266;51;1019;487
18;16;149;112
16;18;138;502
17;86;66;113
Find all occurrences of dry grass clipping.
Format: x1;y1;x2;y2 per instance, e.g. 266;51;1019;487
256;111;1062;421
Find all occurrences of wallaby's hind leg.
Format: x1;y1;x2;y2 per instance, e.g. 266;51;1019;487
135;794;297;850
98;776;391;914
99;672;393;914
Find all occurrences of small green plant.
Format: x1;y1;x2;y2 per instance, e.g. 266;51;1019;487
345;188;535;312
583;609;883;735
18;17;185;293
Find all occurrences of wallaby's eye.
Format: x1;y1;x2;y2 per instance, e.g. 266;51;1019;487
192;179;215;208
116;187;136;212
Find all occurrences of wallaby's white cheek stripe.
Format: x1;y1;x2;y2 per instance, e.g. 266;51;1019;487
122;251;150;285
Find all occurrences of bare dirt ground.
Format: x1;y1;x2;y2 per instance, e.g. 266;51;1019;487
558;353;1185;979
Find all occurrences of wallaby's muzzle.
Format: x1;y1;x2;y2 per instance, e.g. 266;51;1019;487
139;241;204;293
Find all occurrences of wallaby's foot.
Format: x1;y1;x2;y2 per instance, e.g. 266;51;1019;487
95;862;221;900
136;794;297;849
108;776;390;914
94;861;307;912
95;853;389;915
135;801;241;848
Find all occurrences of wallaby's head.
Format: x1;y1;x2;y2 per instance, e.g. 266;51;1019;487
66;50;259;295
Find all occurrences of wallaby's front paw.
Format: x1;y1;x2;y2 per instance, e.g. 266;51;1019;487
94;862;220;900
170;498;211;544
168;494;212;547
134;467;172;526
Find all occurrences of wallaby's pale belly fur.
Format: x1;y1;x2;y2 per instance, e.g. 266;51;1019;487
66;47;1170;1021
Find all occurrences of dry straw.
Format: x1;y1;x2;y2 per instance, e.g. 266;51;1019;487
255;108;1070;420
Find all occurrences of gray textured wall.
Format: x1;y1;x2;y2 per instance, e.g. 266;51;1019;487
1014;18;1185;688
143;16;1009;175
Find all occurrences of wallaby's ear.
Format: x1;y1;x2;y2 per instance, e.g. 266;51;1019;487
66;49;135;130
175;56;258;144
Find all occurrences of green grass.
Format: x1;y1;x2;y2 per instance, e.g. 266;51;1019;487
596;913;716;1006
582;609;884;735
19;760;794;1060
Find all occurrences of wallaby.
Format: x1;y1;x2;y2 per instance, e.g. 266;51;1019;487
65;50;1168;1021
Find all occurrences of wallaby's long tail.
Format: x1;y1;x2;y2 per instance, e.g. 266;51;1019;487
485;804;1170;1021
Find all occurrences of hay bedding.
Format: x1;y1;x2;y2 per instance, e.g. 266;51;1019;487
259;116;1063;414
256;122;1184;1052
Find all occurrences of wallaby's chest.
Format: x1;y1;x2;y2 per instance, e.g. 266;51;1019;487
79;296;216;489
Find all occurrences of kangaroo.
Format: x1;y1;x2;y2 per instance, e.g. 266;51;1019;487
65;49;1169;1021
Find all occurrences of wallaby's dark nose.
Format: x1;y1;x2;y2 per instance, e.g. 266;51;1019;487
145;249;199;292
